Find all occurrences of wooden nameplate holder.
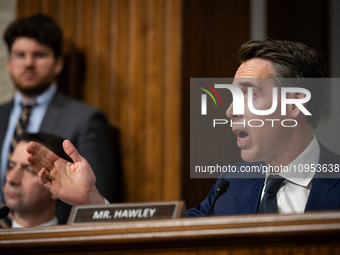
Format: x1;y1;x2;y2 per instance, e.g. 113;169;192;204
67;201;187;225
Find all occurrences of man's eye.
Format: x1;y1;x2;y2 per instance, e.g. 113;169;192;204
7;164;15;171
12;52;25;58
33;52;48;58
26;168;37;175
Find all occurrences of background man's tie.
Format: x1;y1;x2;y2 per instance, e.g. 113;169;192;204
258;175;285;213
9;103;36;156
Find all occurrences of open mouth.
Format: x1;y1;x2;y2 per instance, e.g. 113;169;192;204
235;130;249;141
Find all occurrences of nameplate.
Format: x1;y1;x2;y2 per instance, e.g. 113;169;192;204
67;201;187;224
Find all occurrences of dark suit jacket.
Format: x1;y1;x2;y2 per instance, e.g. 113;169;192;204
0;91;118;223
187;143;340;216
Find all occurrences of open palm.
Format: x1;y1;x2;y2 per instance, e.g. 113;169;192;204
26;139;104;206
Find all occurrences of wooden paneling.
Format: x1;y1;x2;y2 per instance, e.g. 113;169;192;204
267;0;329;69
2;212;340;254
16;0;40;15
163;0;182;200
16;0;250;207
16;0;183;203
181;0;249;208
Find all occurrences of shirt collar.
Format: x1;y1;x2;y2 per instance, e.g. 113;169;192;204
13;83;57;107
267;136;320;187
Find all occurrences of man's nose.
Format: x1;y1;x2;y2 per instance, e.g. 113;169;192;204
226;101;243;119
23;54;35;66
6;167;22;185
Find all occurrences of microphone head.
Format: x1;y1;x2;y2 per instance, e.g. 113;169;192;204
216;180;230;197
0;206;10;219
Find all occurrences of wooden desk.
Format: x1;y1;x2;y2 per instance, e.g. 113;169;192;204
1;211;340;254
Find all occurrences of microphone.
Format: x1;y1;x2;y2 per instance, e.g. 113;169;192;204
207;180;230;216
0;206;10;219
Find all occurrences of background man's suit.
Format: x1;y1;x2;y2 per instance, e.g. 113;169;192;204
188;143;340;216
0;91;118;223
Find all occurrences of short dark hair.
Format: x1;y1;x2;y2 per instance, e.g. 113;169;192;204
238;38;328;129
4;14;63;57
18;132;72;162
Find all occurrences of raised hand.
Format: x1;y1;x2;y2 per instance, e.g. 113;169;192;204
26;139;105;206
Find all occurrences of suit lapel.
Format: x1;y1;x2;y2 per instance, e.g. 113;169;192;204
0;101;14;156
39;92;65;132
305;143;340;211
305;178;340;210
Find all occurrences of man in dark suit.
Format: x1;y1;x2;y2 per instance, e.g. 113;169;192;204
188;143;340;216
187;39;340;216
0;14;117;223
25;39;340;214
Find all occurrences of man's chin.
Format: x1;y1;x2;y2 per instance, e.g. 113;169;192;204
240;150;260;163
17;83;51;97
3;200;16;210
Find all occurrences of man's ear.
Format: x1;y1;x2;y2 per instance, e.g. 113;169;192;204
54;56;64;76
289;92;307;119
6;58;12;73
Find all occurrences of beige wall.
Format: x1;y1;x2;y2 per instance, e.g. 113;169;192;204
0;0;16;104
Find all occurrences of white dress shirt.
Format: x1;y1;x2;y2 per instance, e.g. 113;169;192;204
261;136;320;214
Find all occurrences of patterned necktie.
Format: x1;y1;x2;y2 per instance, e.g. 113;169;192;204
9;103;36;156
1;103;36;228
258;175;285;213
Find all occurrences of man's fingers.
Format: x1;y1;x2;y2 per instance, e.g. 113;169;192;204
27;141;60;162
38;168;53;190
26;141;61;171
63;140;82;163
27;153;44;175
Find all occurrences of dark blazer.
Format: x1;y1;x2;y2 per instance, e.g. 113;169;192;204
187;143;340;216
0;91;118;223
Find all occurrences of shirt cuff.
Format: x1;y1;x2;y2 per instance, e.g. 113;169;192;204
103;197;110;205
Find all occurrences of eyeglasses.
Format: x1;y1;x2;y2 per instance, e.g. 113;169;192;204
10;51;53;64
